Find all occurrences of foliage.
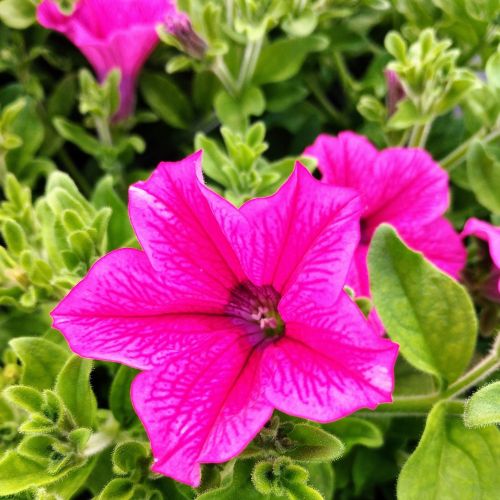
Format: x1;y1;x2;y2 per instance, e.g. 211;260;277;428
0;0;499;499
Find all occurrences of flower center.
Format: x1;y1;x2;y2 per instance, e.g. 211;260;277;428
225;281;285;340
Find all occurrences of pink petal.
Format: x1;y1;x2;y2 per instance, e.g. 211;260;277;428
129;152;245;306
462;218;500;269
131;336;272;486
37;0;175;119
346;244;370;297
364;147;449;232
304;132;379;214
221;163;362;307
52;248;231;370
262;293;398;422
400;218;466;279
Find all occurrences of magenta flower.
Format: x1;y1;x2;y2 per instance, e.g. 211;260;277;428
304;132;466;297
37;0;177;120
52;152;398;486
462;218;500;296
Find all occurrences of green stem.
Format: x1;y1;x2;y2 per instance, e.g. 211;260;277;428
95;117;113;147
361;337;500;417
440;127;500;171
213;57;238;96
333;52;358;100
408;121;432;148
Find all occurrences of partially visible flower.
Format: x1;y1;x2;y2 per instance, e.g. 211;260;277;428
52;152;398;486
384;69;406;116
462;218;500;297
165;12;206;59
304;132;466;297
37;0;179;120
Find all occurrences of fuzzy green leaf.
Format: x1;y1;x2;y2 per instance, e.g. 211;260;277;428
398;402;500;500
10;337;69;390
55;356;97;428
464;382;500;428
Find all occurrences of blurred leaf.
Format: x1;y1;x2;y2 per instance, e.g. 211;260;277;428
0;0;35;29
53;117;102;155
140;72;192;129
464;381;500;428
467;141;500;214
398;402;500;499
369;225;477;384
254;36;328;84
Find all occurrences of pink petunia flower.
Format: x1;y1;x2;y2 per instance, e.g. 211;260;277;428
52;152;398;486
462;218;500;296
37;0;179;120
304;132;466;297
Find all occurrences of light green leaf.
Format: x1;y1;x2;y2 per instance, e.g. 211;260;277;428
0;0;35;30
398;402;500;500
464;381;500;428
55;356;97;428
368;225;477;384
254;36;328;84
0;451;68;494
53;117;102;155
467;141;500;214
10;337;69;390
92;176;134;250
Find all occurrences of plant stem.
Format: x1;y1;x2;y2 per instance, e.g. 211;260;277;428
237;38;263;91
95;117;113;146
57;149;92;196
213;57;238;96
408;121;432;148
440;127;500;171
360;337;500;417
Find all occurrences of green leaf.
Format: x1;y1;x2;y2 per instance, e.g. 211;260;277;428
99;478;136;499
368;225;477;384
45;456;97;499
486;51;500;89
254;36;329;84
284;423;344;462
112;441;149;474
140;72;192;129
0;451;67;494
398;402;500;500
10;337;69;390
53;117;102;155
92;176;134;250
55;356;97;428
197;460;264;500
467;141;500;214
305;462;334;500
0;0;35;30
109;365;139;428
464;382;500;428
214;86;265;131
4;385;43;414
323;417;383;452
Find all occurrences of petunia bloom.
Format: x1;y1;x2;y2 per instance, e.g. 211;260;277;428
52;152;398;486
304;132;466;297
462;218;500;296
37;0;179;120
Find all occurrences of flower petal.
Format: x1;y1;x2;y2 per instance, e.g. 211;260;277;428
462;218;500;269
52;248;231;370
304;132;379;213
131;336;272;486
263;293;398;422
129;152;245;305
230;164;361;306
365;147;449;232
